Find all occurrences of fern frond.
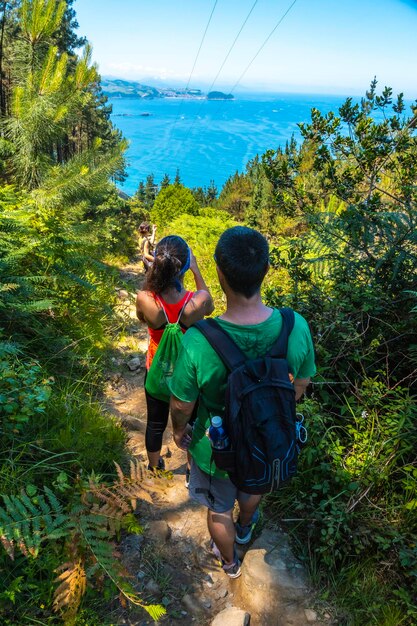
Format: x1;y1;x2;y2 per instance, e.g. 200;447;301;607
89;460;169;517
0;340;20;356
53;559;87;619
115;461;125;484
143;604;167;621
122;588;166;620
88;482;132;517
0;534;15;560
0;487;66;559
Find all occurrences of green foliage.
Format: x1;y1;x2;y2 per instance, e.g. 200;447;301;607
0;2;147;624
0;485;66;559
144;173;157;209
191;179;218;206
21;0;66;43
262;82;417;623
151;183;200;227
0;348;52;435
44;388;126;474
0;466;166;623
269;386;417;624
217;170;252;220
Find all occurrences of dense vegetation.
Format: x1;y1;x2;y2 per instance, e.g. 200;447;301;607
0;1;416;624
0;1;162;624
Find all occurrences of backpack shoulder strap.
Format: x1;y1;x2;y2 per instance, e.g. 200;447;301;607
155;295;169;325
193;318;246;372
268;308;295;358
176;291;193;323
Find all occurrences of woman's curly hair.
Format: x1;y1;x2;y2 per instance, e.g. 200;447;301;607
139;222;151;235
144;235;189;295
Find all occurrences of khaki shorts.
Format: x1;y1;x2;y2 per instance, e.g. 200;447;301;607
188;460;253;513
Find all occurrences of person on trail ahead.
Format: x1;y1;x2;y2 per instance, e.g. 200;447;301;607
139;222;157;272
136;235;214;474
170;226;316;579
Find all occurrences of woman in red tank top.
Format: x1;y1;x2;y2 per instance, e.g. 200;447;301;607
136;235;214;473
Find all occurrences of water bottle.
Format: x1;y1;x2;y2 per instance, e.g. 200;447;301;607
208;416;230;450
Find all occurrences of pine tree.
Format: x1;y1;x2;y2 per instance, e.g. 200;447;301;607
135;180;145;202
217;171;252;219
53;0;86;54
2;0;123;186
160;172;170;188
191;186;205;205
206;179;218;204
144;173;157;208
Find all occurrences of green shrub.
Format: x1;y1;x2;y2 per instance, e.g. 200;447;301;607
43;389;126;474
151;184;200;227
0;346;53;437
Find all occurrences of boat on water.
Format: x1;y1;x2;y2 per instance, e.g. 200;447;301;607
140;112;152;117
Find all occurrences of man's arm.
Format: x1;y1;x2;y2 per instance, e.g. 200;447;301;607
294;377;311;401
170;396;197;450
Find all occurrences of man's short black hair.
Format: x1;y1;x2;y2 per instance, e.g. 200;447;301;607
215;226;269;298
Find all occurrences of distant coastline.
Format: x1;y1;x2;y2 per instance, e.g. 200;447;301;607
109;92;348;194
102;78;234;101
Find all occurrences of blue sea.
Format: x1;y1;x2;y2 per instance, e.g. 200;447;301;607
110;93;348;195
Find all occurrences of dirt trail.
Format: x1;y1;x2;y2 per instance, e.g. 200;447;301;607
104;261;332;626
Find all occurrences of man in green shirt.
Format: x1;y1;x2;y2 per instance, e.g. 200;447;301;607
170;226;316;578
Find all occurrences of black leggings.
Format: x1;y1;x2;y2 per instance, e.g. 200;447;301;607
144;370;198;454
144;376;170;454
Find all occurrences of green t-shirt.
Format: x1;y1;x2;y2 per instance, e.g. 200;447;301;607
170;309;316;478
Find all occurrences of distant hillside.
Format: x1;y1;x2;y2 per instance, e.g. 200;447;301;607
101;78;161;99
102;78;217;100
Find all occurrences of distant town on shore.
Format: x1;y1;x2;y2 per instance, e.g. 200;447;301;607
102;78;234;100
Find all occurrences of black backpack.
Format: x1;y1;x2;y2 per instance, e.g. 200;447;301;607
194;308;300;494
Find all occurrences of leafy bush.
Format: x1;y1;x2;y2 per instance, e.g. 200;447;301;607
0;3;148;623
151;183;200;227
261;83;417;623
0;346;52;436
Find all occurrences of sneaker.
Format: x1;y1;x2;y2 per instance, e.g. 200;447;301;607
235;508;260;545
185;465;191;488
210;540;242;579
147;457;165;473
222;558;242;579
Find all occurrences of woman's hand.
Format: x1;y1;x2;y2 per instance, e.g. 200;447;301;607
190;249;199;274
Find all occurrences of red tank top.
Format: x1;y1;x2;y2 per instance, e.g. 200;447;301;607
146;291;193;369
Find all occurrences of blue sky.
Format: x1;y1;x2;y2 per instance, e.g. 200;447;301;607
75;0;417;96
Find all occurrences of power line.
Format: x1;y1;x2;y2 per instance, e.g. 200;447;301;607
205;0;259;96
185;0;219;91
229;0;298;94
158;0;219;177
175;0;297;168
173;0;260;161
